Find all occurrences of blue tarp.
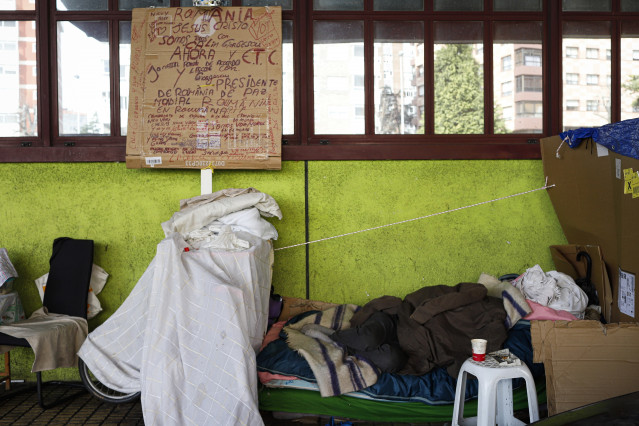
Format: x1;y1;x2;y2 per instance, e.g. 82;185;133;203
559;118;639;160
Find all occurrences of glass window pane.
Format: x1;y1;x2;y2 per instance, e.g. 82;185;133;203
562;0;610;11
119;0;169;10
313;21;364;134
562;21;611;130
374;0;423;11
314;0;363;11
493;21;543;134
56;0;107;10
58;21;110;135
434;0;482;11
374;21;423;135
434;21;483;134
282;20;294;134
0;20;37;137
242;0;293;8
621;0;639;12
185;0;232;6
621;22;639;121
119;21;131;136
0;0;35;10
494;0;541;11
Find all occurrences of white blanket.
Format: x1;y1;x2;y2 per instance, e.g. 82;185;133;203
79;232;273;425
79;189;280;426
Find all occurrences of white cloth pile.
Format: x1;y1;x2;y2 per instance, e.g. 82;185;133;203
512;264;588;319
78;188;281;426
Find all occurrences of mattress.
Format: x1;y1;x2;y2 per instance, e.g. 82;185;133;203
257;318;546;422
259;382;546;423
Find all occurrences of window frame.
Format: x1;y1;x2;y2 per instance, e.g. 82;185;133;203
586;47;599;58
1;0;639;162
586;100;599;111
515;75;543;93
516;101;543;118
501;54;512;71
565;46;578;58
586;73;599;85
0;2;130;161
565;99;579;110
514;47;542;67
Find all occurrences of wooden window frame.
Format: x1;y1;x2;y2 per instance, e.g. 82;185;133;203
1;0;639;162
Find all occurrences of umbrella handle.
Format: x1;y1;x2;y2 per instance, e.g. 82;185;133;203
576;251;592;281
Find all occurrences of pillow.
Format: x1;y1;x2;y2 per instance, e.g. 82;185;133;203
35;264;108;319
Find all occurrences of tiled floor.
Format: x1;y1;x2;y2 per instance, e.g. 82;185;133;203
0;381;460;425
0;381;537;425
0;382;143;425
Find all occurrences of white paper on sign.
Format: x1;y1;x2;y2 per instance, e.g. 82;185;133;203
618;268;636;318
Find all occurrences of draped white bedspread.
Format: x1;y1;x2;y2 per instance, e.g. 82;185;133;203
79;189;279;425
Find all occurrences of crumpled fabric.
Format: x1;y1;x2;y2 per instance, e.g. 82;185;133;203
0;248;18;288
559;117;639;160
0;307;88;372
350;283;508;379
163;191;282;238
178;187;262;210
216;207;278;240
513;265;588;319
185;206;278;249
197;225;251;250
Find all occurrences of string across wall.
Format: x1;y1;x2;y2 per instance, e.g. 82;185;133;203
274;181;555;252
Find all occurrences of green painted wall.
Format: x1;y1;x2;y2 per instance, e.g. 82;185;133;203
0;159;565;381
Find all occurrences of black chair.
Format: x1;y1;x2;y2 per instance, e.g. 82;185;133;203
0;237;94;409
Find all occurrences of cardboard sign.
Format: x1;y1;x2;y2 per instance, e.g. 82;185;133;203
126;6;282;170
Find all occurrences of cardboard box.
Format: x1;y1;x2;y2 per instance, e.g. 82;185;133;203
531;320;639;416
549;244;612;322
126;6;282;170
541;135;639;322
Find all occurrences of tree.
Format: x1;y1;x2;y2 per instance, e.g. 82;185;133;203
417;44;506;134
80;112;102;134
378;86;401;134
434;44;484;133
623;75;639;109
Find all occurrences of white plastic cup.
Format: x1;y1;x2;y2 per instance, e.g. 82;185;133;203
471;338;487;362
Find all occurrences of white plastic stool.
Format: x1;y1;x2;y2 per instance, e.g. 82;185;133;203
451;355;539;426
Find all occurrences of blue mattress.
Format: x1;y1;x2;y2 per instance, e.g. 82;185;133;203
257;316;543;404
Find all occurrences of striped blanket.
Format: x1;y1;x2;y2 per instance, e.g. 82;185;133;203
284;304;380;397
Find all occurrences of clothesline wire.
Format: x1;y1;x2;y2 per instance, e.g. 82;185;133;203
273;182;556;252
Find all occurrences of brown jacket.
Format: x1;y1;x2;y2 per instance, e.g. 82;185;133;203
350;282;507;378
